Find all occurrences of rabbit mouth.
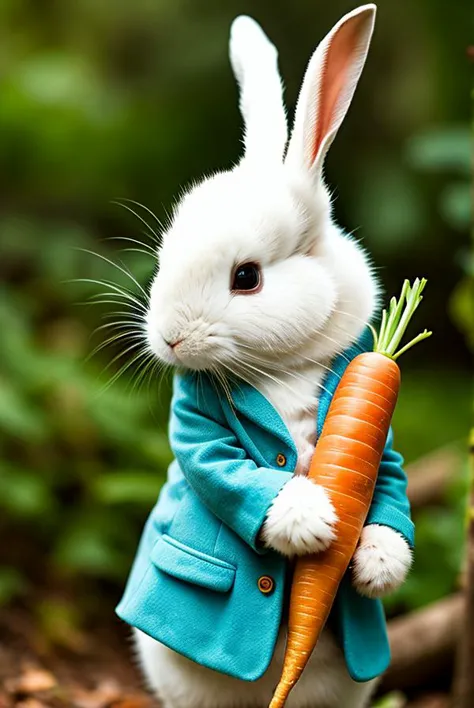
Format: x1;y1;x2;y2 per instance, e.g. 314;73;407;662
147;315;234;372
167;334;216;370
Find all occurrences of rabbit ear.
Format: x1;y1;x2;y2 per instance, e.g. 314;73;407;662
230;16;288;163
286;4;376;177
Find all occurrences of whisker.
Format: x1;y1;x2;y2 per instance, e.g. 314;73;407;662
122;198;166;230
128;351;158;394
317;331;352;363
144;358;163;400
75;299;145;319
76;248;148;298
92;300;146;320
210;366;234;409
85;298;144;311
227;357;306;402
73;278;147;312
107;235;157;257
156;360;172;401
113;199;161;245
195;370;203;410
219;371;234;408
99;311;146;324
332;308;369;325
93;331;146;362
120;247;154;257
230;347;335;399
76;277;146;302
99;346;151;394
299;355;341;381
87;331;145;362
102;339;147;374
95;319;146;333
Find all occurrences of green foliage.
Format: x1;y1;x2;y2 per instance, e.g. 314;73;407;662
0;217;171;600
385;457;467;613
405;124;473;349
392;370;471;464
406;126;471;231
451;270;474;351
385;375;470;614
0;567;26;606
373;693;406;708
406;127;470;176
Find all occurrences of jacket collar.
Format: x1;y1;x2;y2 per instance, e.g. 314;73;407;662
226;327;373;447
228;380;296;454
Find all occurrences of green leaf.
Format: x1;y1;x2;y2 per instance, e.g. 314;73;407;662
373;693;406;708
351;161;426;252
0;379;47;440
54;511;137;580
0;567;27;606
406;127;471;175
0;467;55;518
450;277;474;350
439;182;471;230
138;433;173;466
92;471;164;504
392;369;471;463
385;501;465;612
15;52;122;124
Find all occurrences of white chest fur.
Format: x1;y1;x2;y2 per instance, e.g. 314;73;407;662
256;363;328;475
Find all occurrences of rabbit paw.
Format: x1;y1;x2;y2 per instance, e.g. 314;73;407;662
352;524;412;599
261;476;337;557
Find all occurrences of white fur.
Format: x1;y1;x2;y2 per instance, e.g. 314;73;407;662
229;16;287;162
134;627;377;708
135;6;396;708
352;524;413;599
261;476;337;557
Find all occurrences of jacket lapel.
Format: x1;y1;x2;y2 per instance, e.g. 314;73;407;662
222;326;373;467
230;382;294;447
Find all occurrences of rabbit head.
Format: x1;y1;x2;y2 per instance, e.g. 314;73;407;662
146;5;379;378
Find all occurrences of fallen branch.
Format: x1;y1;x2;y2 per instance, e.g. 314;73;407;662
384;594;464;691
407;445;462;510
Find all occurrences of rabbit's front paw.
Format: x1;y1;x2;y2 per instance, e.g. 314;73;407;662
352;524;412;599
261;476;337;557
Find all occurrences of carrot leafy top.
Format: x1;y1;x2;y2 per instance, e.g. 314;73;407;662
371;278;432;360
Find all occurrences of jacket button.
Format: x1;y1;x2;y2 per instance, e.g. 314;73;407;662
258;575;275;595
276;453;286;467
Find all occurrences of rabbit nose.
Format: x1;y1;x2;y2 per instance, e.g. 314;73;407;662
164;337;184;350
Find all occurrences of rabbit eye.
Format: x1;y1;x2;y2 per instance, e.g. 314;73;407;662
231;262;261;293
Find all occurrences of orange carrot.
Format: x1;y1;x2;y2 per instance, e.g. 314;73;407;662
269;278;431;708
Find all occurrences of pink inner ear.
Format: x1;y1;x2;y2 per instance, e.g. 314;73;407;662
311;15;366;165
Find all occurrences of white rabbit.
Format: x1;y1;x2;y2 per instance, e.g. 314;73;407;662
131;5;412;707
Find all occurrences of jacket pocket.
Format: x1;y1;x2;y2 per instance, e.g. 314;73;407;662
150;534;236;593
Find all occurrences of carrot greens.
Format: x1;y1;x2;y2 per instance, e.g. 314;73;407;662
370;278;432;361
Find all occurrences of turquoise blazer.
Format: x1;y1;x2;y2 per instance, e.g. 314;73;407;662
116;329;414;683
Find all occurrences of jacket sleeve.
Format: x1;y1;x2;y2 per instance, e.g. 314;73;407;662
169;373;292;553
365;427;415;547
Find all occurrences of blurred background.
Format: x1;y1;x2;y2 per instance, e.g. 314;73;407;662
0;0;472;705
